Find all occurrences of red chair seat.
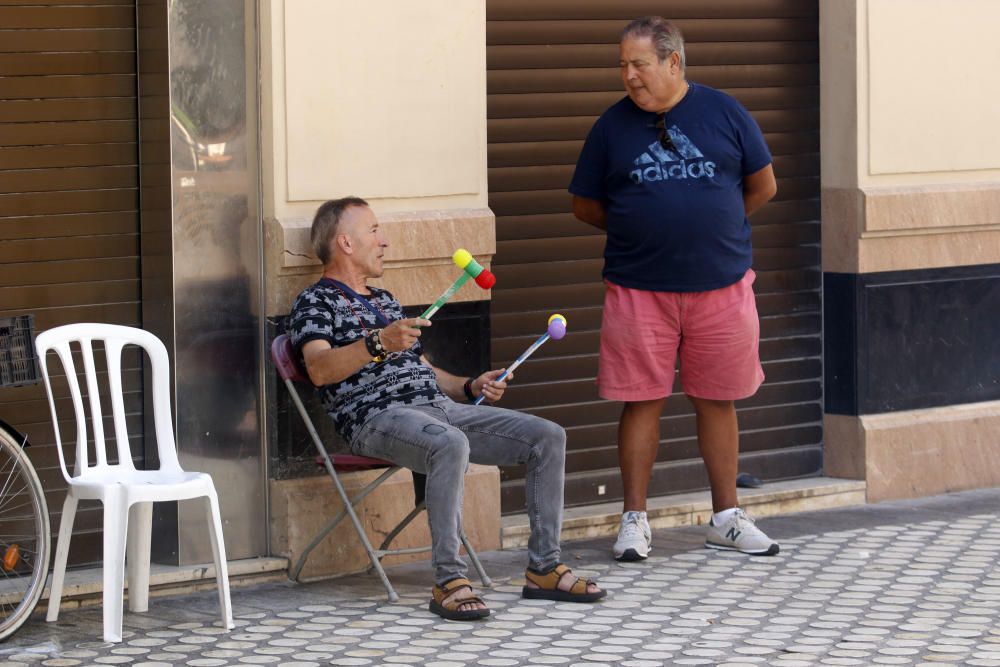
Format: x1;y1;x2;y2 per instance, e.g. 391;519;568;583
315;453;394;472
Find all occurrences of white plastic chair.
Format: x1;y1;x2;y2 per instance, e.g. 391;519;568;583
35;323;234;643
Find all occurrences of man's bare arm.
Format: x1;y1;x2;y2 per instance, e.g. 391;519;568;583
300;317;429;386
572;195;607;230
743;163;777;217
301;338;371;386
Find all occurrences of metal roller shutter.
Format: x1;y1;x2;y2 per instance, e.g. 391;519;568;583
0;0;141;564
487;0;822;512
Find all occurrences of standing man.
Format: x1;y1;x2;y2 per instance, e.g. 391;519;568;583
288;197;605;620
570;17;780;560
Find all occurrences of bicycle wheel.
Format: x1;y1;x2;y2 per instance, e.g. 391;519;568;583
0;425;50;640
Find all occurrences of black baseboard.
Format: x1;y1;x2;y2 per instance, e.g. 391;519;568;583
824;264;1000;415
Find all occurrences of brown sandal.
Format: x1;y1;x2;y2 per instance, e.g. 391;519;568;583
428;577;490;621
522;563;607;602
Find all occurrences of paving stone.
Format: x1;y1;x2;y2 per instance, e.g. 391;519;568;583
6;488;1000;665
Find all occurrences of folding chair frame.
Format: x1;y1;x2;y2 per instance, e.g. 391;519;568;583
272;334;491;602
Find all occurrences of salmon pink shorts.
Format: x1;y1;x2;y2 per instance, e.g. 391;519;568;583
597;269;765;402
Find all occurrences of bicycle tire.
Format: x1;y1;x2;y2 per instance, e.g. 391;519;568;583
0;425;50;641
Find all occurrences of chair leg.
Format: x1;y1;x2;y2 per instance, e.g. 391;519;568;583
205;491;234;630
290;506;351;582
329;476;399;602
126;502;153;613
101;495;129;643
46;494;78;622
460;528;492;588
377;503;425;554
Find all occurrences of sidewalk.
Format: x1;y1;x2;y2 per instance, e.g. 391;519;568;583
3;487;1000;667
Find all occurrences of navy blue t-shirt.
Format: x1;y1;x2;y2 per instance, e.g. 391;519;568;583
569;83;772;292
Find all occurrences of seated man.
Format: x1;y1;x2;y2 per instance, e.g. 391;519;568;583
287;196;605;620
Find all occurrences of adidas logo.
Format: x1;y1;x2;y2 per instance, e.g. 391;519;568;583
629;124;717;184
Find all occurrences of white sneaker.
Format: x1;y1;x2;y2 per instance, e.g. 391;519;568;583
613;511;651;561
705;508;779;556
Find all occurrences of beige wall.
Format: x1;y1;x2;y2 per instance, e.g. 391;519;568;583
260;0;494;315
821;0;1000;274
866;0;1000;178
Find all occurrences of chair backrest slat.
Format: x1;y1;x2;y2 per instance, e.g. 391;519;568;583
104;339;135;472
79;338;108;467
43;341;88;476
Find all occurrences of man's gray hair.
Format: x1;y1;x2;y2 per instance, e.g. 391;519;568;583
311;196;369;264
621;16;686;71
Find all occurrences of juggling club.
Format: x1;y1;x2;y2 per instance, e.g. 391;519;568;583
420;249;496;321
473;314;567;405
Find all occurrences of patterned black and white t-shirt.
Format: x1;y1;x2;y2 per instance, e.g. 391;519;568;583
287;278;445;444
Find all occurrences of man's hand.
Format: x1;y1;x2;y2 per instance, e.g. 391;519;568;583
743;163;777;217
473;368;513;404
379;318;429;353
572;195;607;230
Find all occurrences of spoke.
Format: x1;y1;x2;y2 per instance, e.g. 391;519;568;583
0;475;29;513
0;497;39;517
0;454;25;502
0;493;34;521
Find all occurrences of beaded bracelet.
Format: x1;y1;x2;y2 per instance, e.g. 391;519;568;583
365;329;386;361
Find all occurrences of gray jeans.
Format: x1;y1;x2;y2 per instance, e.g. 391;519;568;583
353;398;566;585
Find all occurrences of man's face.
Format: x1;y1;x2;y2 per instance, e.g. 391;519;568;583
339;205;389;278
620;36;683;112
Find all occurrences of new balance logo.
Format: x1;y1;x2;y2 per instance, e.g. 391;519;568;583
630;124;717;184
726;527;742;541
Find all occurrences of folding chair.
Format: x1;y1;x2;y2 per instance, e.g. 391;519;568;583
270;334;491;601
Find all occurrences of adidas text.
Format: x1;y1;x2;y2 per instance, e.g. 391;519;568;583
630;159;717;184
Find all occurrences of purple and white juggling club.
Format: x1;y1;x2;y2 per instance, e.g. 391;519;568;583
473;313;567;405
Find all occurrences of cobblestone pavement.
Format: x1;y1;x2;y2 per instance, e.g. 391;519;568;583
3;488;1000;667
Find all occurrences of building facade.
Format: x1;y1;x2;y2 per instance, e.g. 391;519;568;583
0;0;996;573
